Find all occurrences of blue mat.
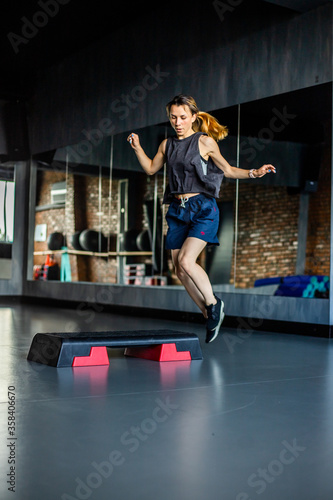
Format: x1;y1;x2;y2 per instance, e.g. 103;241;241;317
254;275;329;298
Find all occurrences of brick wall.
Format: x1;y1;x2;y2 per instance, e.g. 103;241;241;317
34;170;121;283
72;174;119;283
34;170;67;272
233;185;299;288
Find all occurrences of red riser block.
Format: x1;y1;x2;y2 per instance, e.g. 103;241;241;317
72;346;110;367
124;343;191;362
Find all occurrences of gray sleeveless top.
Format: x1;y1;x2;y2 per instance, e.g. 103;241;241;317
162;132;224;203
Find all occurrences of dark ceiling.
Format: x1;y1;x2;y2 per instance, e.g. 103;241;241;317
0;0;163;98
0;0;331;100
262;0;331;11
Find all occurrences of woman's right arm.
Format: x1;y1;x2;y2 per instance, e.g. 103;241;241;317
127;133;166;176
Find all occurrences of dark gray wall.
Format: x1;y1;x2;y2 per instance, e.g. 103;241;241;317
0;161;30;295
28;1;332;154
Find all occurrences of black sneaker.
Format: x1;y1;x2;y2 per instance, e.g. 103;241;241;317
205;296;225;343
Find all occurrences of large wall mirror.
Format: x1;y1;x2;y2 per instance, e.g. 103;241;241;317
29;83;331;304
234;83;331;299
30;125;169;284
0;164;15;280
211;83;331;301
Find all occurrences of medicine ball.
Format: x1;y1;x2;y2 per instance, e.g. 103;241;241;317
118;229;141;252
47;232;64;251
70;231;84;251
79;229;108;253
136;229;151;251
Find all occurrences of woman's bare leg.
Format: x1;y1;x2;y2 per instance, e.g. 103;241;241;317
171;237;217;316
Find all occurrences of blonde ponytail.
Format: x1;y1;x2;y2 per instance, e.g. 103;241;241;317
194;111;228;142
166;94;228;142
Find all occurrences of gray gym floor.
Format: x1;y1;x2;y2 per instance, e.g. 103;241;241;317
1;300;332;500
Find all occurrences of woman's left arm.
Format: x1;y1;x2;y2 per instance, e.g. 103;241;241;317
201;135;276;179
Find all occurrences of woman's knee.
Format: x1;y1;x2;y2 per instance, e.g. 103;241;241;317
177;253;193;275
172;249;196;279
173;260;185;281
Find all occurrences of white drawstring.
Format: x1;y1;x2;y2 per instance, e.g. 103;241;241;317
180;196;189;208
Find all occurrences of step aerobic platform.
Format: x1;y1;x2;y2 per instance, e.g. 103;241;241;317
27;330;203;367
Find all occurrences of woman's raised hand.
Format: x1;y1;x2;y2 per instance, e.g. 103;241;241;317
255;164;276;177
127;133;140;149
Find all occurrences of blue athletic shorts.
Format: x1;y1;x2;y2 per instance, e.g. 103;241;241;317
165;194;220;250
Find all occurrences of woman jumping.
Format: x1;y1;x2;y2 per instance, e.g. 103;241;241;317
128;94;275;343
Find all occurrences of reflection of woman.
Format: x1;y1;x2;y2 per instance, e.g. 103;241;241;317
128;94;275;343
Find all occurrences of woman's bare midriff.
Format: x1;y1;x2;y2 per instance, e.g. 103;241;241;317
174;193;200;199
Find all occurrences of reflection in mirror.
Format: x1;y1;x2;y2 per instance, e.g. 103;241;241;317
203;105;239;289
31;128;165;284
65;162;115;283
113;127;169;286
233;84;331;298
32;161;116;283
0;164;15;279
33;163;67;281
